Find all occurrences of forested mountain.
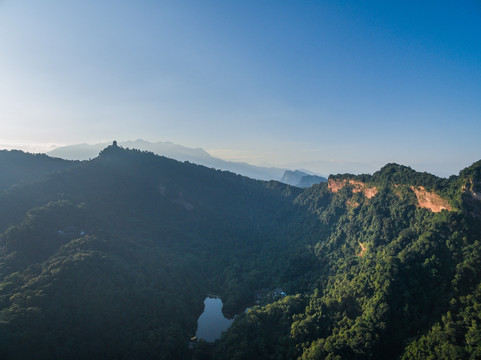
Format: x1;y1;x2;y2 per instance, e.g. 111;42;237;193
0;144;480;359
0;144;314;359
214;162;481;360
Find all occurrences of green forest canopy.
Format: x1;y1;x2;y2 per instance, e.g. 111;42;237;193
0;145;480;359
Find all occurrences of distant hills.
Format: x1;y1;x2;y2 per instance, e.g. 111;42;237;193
280;170;327;188
47;139;291;182
47;139;210;162
47;139;327;184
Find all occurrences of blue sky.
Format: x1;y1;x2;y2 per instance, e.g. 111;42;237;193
0;0;480;176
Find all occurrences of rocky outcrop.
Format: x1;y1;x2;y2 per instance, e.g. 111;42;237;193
328;179;378;199
411;186;451;212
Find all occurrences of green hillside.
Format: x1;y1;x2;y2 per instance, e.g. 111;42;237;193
0;144;314;359
0;145;480;359
214;162;481;360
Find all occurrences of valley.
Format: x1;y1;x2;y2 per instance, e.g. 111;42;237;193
0;144;480;359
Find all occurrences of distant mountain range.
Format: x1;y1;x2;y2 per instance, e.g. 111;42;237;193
280;170;327;188
47;139;296;182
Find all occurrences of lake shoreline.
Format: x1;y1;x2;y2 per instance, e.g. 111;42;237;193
195;297;235;343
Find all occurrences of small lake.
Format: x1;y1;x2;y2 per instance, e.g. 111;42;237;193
195;297;234;342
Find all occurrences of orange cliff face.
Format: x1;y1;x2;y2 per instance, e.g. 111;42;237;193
328;178;452;213
327;178;378;199
410;186;452;212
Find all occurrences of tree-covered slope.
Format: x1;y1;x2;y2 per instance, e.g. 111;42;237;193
214;162;481;360
0;144;316;359
1;146;480;359
0;150;80;192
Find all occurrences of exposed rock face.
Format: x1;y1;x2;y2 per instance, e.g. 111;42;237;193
357;242;367;257
464;179;481;201
328;179;378;199
328;177;452;212
410;186;452;212
327;178;346;193
361;185;378;199
346;199;360;209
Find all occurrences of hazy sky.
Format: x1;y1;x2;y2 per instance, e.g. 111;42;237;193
1;1;480;176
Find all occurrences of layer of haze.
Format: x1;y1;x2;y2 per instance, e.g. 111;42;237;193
1;0;480;177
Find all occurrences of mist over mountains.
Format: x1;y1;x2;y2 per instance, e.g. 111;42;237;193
47;139;293;182
280;170;327;188
1;144;481;359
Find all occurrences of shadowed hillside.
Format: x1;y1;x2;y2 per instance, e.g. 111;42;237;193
0;144;317;359
0;150;80;192
0;146;480;359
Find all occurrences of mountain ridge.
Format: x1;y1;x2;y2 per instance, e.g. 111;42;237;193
0;149;80;192
0;146;480;359
47;139;290;181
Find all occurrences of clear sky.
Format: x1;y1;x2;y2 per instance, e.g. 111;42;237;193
0;0;480;176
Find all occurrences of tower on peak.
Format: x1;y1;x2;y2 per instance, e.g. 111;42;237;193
113;140;118;147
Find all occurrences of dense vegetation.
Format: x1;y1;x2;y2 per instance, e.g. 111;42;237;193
0;145;315;359
0;144;480;359
214;162;481;360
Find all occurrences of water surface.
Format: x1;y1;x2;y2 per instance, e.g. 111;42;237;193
195;297;234;342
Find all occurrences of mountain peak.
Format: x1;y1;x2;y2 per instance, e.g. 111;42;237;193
280;170;326;188
460;159;481;180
